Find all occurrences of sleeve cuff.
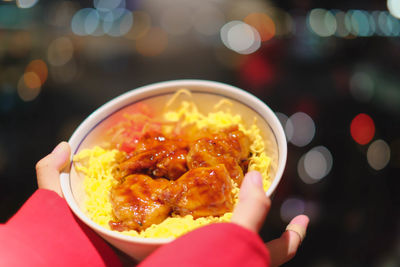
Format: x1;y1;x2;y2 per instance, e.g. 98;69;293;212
140;222;270;267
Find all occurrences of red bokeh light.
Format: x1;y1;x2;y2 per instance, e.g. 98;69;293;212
350;113;375;145
240;54;274;89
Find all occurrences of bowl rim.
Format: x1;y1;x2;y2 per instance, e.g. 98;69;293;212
60;79;287;244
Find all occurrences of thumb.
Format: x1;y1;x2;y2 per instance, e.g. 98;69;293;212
231;171;271;232
36;141;71;197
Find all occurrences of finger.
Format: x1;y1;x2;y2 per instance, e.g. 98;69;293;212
265;215;309;267
231;171;271;233
36;142;71;197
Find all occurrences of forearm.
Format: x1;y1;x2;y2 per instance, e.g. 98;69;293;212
0;189;121;267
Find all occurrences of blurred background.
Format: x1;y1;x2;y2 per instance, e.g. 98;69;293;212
1;0;399;266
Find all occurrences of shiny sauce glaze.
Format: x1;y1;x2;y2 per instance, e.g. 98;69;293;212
109;126;250;231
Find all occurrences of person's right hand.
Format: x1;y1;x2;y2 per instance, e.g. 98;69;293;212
231;171;309;267
36;141;71;197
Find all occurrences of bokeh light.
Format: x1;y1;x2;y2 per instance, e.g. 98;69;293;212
47;37;74;66
23;71;41;89
193;4;224;36
125;11;151;40
244;13;276;41
350;113;375;145
220;21;261;55
308;9;337;37
136;27;168;57
103;9;133;37
387;0;400;19
351;10;371;37
25;59;48;85
302;146;333;182
280;198;305;223
50;59;78;84
275;112;292;141
349;71;374;102
240;54;274;88
269;7;294;36
160;6;192;36
71;8;100;36
16;0;38;9
335;11;350;37
8;31;32;58
367;139;391;170
287;112;316;147
378;11;393;36
17;72;41;101
47;1;79;28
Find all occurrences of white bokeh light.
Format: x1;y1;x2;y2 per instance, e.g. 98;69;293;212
308;9;337;37
367;139;391;170
220;21;261;54
387;0;400;19
287;112;315;147
298;146;333;184
16;0;38;8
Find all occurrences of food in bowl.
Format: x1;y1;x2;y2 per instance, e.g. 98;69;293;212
72;89;273;239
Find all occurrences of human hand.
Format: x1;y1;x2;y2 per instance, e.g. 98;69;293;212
231;171;309;267
36;141;71;197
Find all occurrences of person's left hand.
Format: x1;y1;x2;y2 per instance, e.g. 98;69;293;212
231;171;309;267
36;141;71;197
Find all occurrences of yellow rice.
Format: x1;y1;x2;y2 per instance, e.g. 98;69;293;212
73;95;271;239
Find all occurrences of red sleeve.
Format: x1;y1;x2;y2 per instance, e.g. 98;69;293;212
139;223;270;267
0;189;121;267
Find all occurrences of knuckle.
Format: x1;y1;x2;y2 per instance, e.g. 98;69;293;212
35;156;51;171
254;192;270;208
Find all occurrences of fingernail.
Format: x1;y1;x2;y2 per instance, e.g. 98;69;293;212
52;142;66;155
289;214;309;228
249;171;263;187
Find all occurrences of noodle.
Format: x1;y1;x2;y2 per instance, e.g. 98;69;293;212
73;90;272;238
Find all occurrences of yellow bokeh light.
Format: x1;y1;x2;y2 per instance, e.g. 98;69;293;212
136;27;168;57
244;12;276;41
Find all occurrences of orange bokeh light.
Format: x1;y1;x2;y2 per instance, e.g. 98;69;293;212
244;13;276;42
136;27;168;57
23;72;41;89
350;113;375;145
25;59;48;85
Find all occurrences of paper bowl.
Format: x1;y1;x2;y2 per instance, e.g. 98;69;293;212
59;79;287;261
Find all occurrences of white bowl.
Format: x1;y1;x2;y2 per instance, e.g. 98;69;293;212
60;79;287;261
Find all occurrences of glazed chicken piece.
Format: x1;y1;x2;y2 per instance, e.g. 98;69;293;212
169;165;234;218
109;174;172;231
187;128;250;185
118;132;189;180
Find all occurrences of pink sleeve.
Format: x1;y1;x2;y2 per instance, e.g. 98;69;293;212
0;189;121;267
139;223;270;267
